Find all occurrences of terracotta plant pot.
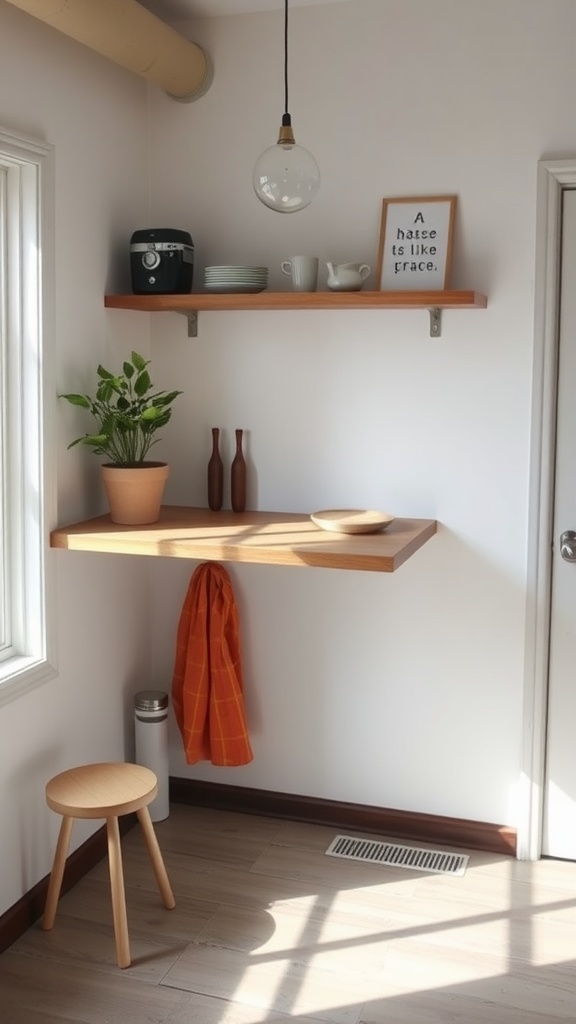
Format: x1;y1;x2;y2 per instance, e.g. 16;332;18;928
101;462;169;525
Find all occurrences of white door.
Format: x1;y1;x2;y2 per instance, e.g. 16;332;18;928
543;187;576;858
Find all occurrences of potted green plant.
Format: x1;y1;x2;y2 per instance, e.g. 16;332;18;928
60;351;182;525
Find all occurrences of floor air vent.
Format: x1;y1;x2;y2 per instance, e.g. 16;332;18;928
325;835;469;876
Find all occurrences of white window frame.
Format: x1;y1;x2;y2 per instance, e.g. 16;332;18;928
0;125;56;707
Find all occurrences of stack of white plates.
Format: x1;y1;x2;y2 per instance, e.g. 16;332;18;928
204;265;268;293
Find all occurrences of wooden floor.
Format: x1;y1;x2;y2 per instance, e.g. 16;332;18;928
2;803;576;1023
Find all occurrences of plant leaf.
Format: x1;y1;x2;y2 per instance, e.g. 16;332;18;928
67;433;110;449
153;390;183;407
140;406;163;421
97;381;114;403
134;370;151;397
131;352;148;372
59;393;91;408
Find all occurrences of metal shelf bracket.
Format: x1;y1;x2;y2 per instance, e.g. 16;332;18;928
176;310;198;337
428;307;442;338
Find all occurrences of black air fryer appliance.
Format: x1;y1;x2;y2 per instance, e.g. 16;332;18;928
130;228;194;294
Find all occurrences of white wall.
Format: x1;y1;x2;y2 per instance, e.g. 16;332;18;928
145;0;575;831
0;5;153;915
0;0;571;921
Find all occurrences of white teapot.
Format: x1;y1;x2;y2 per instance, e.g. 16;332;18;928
326;262;371;291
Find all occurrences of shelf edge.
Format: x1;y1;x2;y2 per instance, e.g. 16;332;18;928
104;290;487;312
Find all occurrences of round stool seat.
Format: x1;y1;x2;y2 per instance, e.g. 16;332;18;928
46;762;158;819
43;761;174;969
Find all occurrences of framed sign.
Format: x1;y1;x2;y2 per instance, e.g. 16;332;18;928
376;195;457;291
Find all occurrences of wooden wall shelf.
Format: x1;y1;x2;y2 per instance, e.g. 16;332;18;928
105;290;486;312
50;506;438;573
104;290;487;337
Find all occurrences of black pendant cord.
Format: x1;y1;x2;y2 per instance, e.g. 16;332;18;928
284;0;289;114
282;0;291;126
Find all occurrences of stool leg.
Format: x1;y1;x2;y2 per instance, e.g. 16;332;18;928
136;806;176;910
106;815;131;969
43;815;74;930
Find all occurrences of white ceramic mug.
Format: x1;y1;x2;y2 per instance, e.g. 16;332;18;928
281;255;319;292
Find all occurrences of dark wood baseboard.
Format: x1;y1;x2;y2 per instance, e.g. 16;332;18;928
0;815;135;957
170;777;517;858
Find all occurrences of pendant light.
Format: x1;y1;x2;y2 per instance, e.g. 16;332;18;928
253;0;320;213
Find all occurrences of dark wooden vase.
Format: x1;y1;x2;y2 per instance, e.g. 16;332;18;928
207;427;224;511
231;428;246;513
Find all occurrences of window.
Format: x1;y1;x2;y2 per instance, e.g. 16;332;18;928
0;125;55;705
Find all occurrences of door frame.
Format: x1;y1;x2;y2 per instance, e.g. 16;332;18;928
521;159;576;860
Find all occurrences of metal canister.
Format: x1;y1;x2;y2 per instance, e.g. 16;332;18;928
134;690;170;822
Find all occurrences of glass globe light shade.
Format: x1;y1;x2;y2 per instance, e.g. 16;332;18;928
253;138;320;213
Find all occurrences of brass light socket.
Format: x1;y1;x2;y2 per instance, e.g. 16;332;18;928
277;124;296;145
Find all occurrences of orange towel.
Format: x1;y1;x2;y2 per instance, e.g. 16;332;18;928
171;562;253;766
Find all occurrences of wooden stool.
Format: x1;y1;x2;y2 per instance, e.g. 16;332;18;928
43;762;175;968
